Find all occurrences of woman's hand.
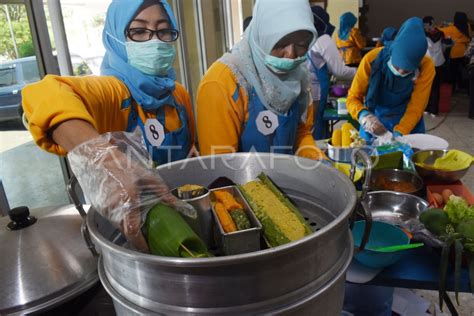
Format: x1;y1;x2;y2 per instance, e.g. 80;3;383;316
359;111;388;136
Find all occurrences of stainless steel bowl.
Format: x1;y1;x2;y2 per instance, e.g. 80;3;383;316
412;150;471;183
369;169;424;197
327;142;374;163
362;191;429;226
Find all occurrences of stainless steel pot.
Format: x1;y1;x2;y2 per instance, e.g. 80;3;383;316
76;153;360;314
98;255;349;316
0;205;98;315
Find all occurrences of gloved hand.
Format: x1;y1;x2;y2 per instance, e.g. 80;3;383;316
68;131;196;253
358;110;388;136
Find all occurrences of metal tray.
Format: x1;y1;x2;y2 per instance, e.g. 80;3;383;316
210;186;262;255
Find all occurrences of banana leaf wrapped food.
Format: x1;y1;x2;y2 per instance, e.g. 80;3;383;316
146;203;211;258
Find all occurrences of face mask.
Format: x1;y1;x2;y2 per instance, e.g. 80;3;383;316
387;58;412;78
125;39;176;76
264;54;307;74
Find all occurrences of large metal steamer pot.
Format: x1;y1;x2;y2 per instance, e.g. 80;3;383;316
85;153;357;315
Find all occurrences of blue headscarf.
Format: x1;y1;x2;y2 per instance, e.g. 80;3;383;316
338;12;357;41
381;27;397;47
101;0;178;110
390;17;427;71
366;18;428;110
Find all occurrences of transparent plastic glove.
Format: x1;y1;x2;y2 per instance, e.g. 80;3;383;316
358;110;388;136
372;131;393;146
67;131;196;253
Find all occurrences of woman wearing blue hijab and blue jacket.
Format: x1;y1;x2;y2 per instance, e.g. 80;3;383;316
347;17;435;143
22;0;195;252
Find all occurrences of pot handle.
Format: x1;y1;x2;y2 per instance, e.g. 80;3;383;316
350;149;373;253
67;176;98;257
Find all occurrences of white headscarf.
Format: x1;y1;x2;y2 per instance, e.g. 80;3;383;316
220;0;317;115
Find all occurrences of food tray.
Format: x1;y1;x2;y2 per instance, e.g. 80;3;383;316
426;181;474;208
210;186;262;255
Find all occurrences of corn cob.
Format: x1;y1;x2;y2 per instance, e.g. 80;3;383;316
332;129;342;147
239;173;312;247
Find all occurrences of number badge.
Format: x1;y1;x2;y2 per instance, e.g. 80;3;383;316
144;119;165;147
256;110;279;136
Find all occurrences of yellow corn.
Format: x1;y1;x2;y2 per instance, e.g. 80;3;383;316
332;129;342;147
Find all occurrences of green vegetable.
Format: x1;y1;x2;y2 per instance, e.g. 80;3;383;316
444;196;474;224
229;209;251;231
420;208;451;236
146;203;210;258
456;219;474;240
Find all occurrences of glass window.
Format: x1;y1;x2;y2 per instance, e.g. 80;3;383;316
20;60;40;83
0;65;17;86
0;2;68;210
57;0;111;76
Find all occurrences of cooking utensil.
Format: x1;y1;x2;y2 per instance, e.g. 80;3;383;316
334;162;363;183
327;141;374;163
171;186;213;246
412;149;472;183
352;221;410;268
369;169;424;197
361;191;429;226
72;153;359;314
368;243;424;253
210;186;262;255
0;205;98;315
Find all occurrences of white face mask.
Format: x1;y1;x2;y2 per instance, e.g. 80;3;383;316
387;58;412;78
125;39;176;76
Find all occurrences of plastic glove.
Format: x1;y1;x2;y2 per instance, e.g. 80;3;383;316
68;131;196;253
358;110;388;136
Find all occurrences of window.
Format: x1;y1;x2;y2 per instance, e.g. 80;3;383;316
0;66;17;87
20;60;40;83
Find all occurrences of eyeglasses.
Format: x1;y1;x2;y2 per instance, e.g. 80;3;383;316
126;28;179;42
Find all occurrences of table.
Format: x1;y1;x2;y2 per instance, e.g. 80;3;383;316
322;108;350;137
322;108;356;137
367;246;471;315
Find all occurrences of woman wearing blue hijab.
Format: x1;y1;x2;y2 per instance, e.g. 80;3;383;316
196;0;326;160
346;17;435;144
376;27;397;48
23;0;195;251
335;12;366;66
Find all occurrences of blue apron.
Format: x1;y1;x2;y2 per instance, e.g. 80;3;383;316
361;48;425;142
239;88;300;154
127;99;191;165
308;55;330;140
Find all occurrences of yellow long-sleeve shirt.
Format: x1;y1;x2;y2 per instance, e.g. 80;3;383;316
347;47;435;135
440;25;471;59
196;62;325;160
335;28;366;65
22;75;195;156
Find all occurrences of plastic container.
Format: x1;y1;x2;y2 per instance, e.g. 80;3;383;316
210;186;262;255
337;98;348;115
352;221;410;269
426;181;474;208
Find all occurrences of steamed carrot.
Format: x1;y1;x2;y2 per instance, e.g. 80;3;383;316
215;202;237;233
214;190;243;210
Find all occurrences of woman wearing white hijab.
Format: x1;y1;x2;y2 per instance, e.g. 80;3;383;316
196;0;326;159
